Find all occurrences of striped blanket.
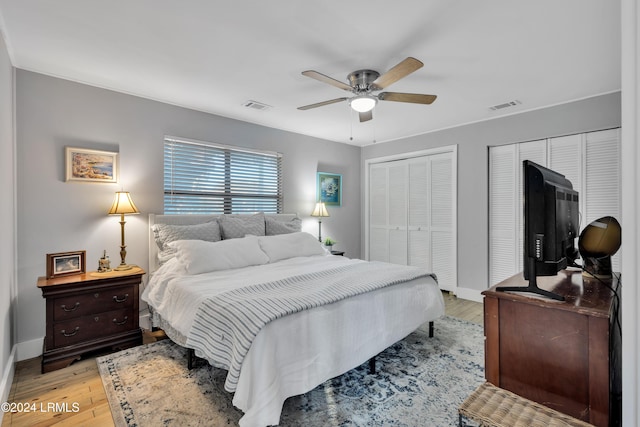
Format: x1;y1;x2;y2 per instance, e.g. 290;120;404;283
184;261;435;392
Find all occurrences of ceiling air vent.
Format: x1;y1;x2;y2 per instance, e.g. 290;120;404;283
489;100;521;111
243;100;272;111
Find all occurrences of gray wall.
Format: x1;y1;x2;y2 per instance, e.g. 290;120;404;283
15;70;361;354
0;32;15;403
361;92;621;294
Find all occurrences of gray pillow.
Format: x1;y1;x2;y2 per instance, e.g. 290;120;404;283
219;212;265;239
152;221;222;262
265;216;302;235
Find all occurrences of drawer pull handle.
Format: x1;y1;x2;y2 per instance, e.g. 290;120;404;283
113;294;129;303
61;327;80;337
61;302;80;312
94;293;100;298
113;316;128;326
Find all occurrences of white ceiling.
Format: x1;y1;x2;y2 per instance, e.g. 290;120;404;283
0;1;621;146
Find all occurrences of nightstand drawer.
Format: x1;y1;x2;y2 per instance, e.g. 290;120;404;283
53;286;135;321
53;308;134;347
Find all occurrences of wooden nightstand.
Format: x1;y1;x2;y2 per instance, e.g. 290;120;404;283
37;267;145;373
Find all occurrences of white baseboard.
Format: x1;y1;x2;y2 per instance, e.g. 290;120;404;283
454;287;484;303
17;337;43;362
0;344;17;424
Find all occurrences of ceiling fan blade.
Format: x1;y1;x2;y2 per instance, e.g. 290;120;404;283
301;70;353;92
359;110;373;122
297;97;349;110
378;92;437;104
370;57;424;90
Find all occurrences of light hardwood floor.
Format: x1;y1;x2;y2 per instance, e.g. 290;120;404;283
1;292;483;427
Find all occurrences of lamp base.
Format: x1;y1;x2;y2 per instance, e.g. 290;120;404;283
114;263;134;271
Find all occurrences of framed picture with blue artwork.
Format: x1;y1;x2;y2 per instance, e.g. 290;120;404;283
317;172;342;206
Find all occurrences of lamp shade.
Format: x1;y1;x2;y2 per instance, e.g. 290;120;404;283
310;202;329;217
108;191;140;215
349;95;377;113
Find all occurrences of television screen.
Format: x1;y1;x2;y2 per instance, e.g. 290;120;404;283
497;160;579;300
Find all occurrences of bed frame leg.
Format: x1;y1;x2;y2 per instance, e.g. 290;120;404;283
187;348;195;370
366;321;434;376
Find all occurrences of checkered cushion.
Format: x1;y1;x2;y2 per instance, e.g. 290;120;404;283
265;216;301;235
219;212;265;239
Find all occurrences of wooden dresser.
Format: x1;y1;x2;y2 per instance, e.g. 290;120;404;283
483;270;621;427
37;267;144;373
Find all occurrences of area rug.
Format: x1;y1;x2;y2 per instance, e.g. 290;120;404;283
97;316;484;427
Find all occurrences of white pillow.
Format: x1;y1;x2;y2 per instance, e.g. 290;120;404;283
152;221;222;263
168;235;269;275
258;232;326;263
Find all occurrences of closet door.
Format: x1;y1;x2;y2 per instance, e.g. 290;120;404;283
368;148;456;292
489;129;621;286
583;129;621;271
369;163;389;262
388;161;408;265
408;158;429;269
489;145;518;285
368;160;408;264
489;140;546;285
428;153;456;291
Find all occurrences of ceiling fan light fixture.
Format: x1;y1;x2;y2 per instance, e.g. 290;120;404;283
349;95;377;113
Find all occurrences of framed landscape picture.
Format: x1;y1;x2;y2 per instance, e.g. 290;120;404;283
46;250;86;279
65;147;118;183
317;172;342;206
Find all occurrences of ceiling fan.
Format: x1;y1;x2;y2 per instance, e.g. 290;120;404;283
298;57;437;122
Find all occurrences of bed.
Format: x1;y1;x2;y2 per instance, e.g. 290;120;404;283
143;213;445;427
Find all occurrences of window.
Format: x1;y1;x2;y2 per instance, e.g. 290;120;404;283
164;136;282;214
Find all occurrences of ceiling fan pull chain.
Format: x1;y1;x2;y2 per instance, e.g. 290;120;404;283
349;105;354;141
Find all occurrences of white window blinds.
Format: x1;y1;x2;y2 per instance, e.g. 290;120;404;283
164;137;283;214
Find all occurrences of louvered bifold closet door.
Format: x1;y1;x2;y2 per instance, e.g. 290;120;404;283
408;158;429;269
429;153;455;291
488;129;621;286
584;129;622;271
368;148;457;292
369;164;389;262
489;145;519;285
388;161;409;265
489;140;546;285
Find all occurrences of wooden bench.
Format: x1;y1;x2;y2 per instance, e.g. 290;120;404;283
458;382;595;427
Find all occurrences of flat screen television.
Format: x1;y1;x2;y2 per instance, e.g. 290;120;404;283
497;160;579;301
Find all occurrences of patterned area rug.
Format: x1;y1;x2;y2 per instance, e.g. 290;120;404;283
97;316;484;427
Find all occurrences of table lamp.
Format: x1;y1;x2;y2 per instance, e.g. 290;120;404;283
108;191;140;270
310;202;329;242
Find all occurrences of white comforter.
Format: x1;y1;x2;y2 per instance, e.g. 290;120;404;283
142;254;445;427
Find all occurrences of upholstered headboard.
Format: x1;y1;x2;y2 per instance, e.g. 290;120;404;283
148;213;299;272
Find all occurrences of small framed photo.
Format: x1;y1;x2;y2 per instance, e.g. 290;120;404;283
65;147;118;183
317;172;342;206
46;251;86;279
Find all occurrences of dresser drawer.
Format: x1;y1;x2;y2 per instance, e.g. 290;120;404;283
53;286;135;321
53;308;135;347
